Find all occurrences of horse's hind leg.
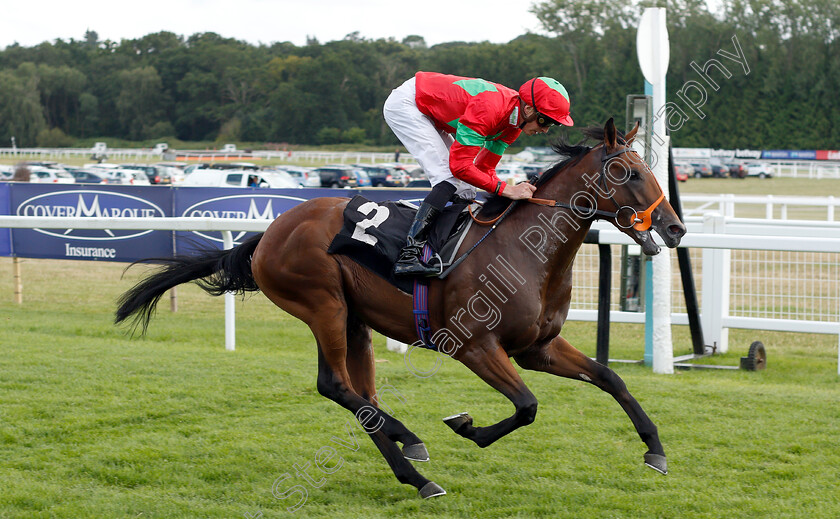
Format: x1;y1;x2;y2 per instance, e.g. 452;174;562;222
514;335;667;474
345;315;429;461
310;310;441;496
344;315;445;498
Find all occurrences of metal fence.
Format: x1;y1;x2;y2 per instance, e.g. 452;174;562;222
568;215;840;368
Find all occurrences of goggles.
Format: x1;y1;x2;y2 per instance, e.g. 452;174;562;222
531;79;560;128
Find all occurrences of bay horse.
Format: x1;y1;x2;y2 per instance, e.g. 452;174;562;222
116;118;686;499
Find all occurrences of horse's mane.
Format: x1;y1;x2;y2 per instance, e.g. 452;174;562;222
478;125;626;219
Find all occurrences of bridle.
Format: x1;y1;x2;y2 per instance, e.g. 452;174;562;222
471;145;665;231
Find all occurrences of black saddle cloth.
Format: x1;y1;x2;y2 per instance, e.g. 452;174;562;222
327;195;473;293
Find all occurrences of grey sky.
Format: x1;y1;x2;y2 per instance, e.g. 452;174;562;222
1;0;546;49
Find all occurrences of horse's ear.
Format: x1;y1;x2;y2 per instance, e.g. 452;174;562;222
604;117;618;148
625;121;640;145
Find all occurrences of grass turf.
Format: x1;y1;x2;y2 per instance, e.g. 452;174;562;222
0;258;838;518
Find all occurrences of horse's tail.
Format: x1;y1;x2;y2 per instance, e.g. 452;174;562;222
115;233;264;334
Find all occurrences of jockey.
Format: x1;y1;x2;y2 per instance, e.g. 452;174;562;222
383;72;574;277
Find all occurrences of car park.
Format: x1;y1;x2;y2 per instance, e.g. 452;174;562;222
312;166;361;188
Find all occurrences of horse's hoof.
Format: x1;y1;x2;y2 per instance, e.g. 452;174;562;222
644;452;668;475
419;481;447;499
443;412;473;434
402;442;430;462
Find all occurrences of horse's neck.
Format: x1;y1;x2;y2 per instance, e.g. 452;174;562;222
498;191;593;280
521;162;598;277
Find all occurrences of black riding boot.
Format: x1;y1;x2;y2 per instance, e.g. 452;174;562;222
393;202;441;277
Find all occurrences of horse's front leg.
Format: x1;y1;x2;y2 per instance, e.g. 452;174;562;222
514;335;667;474
445;344;538;448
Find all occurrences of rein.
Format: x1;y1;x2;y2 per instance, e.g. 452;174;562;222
468;146;665;231
449;145;666;278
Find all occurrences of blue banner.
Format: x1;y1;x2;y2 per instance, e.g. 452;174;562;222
9;184;174;262
762;150;817;160
172;187;345;254
2;184;438;261
0;183;10;256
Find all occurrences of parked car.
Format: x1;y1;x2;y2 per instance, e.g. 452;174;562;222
689;163;713;178
181;168;299;189
745;163;772;178
122;171;152;185
120;164;167;184
711;164;729;178
353;168;372;187
90;167;151;185
68;169;110;184
271;166;320;187
352;164;406;187
674;162;694;180
723;162;746;179
29;167;76;184
0;165;14;180
312;166;360;188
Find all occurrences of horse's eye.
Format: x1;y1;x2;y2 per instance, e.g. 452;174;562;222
630;169;641;180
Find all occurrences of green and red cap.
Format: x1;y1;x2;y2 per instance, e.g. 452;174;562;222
519;77;573;126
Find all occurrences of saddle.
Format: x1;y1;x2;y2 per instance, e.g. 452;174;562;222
327;195;475;294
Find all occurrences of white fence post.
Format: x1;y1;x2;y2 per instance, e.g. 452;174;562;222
701;213;731;353
222;231;236;352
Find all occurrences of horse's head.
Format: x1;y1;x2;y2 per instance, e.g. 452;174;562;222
597;118;685;254
550;118;684;255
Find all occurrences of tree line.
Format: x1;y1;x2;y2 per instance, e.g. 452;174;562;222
0;0;837;150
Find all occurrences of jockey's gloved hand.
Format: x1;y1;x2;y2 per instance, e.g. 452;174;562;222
501;182;536;200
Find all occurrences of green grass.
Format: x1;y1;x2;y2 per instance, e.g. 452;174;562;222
1;258;838;518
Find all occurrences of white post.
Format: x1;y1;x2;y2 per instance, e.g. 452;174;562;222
700;214;730;353
13;257;23;304
651;135;673;373
222;231;236;351
638;7;672;374
724;194;735;217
